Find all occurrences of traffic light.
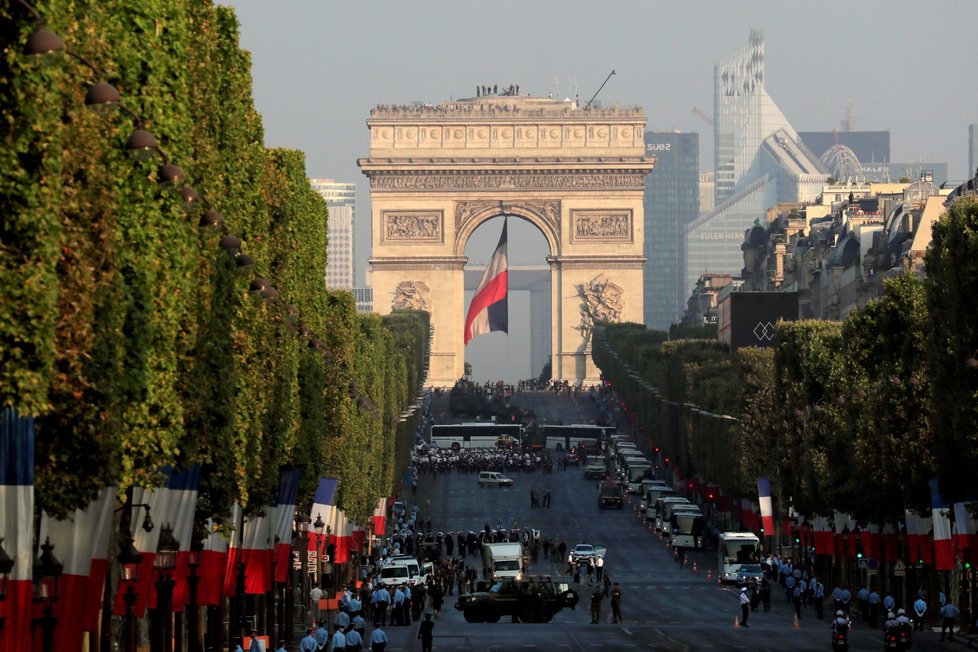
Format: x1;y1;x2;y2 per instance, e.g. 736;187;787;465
964;548;972;570
855;540;864;559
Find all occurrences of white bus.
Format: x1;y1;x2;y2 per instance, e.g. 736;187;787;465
717;532;761;583
429;423;524;450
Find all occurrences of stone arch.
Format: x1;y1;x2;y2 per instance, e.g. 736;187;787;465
359;95;653;386
454;201;560;258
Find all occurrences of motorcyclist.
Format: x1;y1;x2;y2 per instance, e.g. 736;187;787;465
831;610;850;651
883;611;899;649
893;609;912;650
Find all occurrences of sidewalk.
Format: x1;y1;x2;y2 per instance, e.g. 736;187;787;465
623;493;977;651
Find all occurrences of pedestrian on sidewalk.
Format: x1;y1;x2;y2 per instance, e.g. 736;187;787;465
417;614;435;652
939;599;960;641
610;582;623;623
739;587;750;627
590;586;603;623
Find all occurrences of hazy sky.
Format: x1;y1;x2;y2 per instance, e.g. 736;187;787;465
223;0;978;380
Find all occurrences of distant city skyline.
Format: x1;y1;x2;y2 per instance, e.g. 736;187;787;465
225;0;977;380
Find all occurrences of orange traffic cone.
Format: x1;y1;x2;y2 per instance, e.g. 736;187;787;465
707;569;713;582
692;561;698;573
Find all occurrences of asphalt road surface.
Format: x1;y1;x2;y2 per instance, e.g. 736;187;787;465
378;390;964;651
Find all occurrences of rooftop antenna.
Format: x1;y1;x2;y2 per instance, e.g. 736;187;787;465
584;69;615;110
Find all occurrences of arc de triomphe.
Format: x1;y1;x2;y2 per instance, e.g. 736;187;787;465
358;95;654;386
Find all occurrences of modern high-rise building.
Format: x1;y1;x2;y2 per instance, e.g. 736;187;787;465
643;131;699;331
309;178;356;290
969;124;977;177
686;28;824;301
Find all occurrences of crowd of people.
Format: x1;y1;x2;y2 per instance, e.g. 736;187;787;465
732;553;964;643
412;445;551;474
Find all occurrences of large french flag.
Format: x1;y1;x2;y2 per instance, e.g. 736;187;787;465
113;466;199;617
953;503;978;563
223;503;244;597
372;497;388;538
881;522;900;562
756;478;775;534
84;488;116;633
198;519;228;606
165;465;200;611
39;488;115;652
0;408;35;652
834;512;856;557
464;218;508;345
310;478;338;557
930;479;955;570
904;509;934;565
240;512;271;595
812;515;835;555
271;468;301;584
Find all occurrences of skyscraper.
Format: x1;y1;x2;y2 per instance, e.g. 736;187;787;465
643;131;699;331
309;178;356;290
686;28;824;301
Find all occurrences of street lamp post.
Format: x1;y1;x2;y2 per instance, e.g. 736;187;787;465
295;512;310;627
118;536;143;652
32;537;64;652
186;544;202;652
313;515;325;593
153;525;179;652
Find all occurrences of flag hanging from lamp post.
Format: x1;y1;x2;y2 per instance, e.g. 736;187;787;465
464;218;508;345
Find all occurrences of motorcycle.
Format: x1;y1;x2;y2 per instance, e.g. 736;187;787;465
831;623;849;652
883;623;912;651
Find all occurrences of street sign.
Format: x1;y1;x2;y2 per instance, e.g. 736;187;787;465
867;558;879;570
858;559;868;569
893;559;906;576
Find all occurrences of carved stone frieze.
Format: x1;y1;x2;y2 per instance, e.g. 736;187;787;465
455;199;561;235
571;210;633;241
391;280;431;311
369;172;646;192
381;210;443;243
574;273;624;343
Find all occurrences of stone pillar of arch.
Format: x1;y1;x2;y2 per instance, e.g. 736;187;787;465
359;95;654;386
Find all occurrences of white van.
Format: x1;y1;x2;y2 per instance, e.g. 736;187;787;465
478;471;514;487
377;555;428;586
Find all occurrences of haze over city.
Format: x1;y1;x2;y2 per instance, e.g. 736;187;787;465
225;0;978;381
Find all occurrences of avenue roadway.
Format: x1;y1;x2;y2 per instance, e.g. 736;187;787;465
378;390;957;651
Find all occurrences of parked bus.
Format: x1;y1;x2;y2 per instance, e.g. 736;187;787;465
429;423;524;450
528;424;613;451
717;532;761;583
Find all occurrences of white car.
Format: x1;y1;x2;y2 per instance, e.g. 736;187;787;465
478;471;514;487
569;543;607;563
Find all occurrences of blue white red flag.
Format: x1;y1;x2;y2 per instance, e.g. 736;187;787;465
756;477;775;534
271;468;301;583
0;408;35;652
39;487;115;651
464;219;508;345
930;478;955;570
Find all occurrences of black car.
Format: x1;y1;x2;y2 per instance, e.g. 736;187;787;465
455;576;578;623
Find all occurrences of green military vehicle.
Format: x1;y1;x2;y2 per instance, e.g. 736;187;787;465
455;575;578;623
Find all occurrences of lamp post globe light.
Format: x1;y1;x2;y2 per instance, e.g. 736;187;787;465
32;537;63;652
295;512;310;627
153;525;179;652
118;534;143;652
186;543;203;652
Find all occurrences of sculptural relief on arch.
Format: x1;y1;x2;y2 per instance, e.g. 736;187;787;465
359;93;654;386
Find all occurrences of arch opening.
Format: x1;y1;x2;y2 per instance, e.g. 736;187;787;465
463;214;551;384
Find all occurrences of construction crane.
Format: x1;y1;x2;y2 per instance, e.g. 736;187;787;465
691;106;714;127
584;70;615;110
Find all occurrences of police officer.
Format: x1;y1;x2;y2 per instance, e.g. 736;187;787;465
912;595;927;631
590;586;603;623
